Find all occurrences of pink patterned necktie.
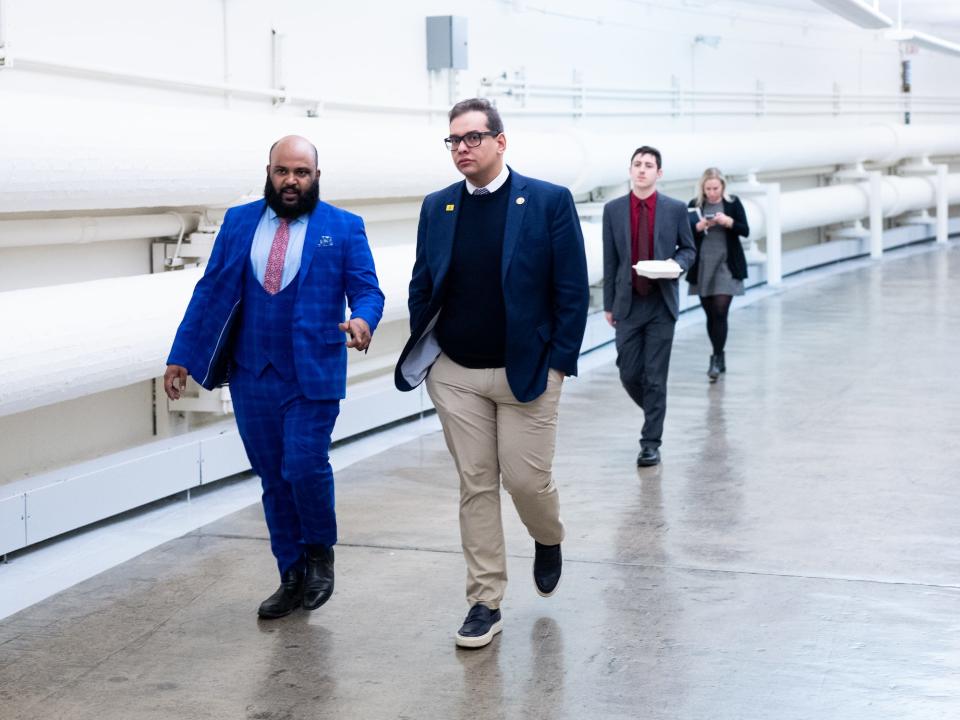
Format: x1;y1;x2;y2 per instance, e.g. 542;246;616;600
263;218;290;295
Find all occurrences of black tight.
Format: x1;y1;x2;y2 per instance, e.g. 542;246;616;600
701;294;732;355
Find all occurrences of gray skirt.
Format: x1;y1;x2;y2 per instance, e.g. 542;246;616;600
689;231;744;297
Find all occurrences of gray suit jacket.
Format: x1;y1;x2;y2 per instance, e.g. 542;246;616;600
602;191;696;320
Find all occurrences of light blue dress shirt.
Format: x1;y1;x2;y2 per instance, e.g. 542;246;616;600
249;207;309;291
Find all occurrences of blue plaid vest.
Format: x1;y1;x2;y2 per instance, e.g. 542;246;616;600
233;260;299;380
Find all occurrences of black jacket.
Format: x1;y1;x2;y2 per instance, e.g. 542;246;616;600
685;195;749;282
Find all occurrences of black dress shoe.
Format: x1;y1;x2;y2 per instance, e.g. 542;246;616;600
708;355;721;382
533;541;562;597
637;447;661;467
302;545;335;611
258;568;304;619
455;604;503;648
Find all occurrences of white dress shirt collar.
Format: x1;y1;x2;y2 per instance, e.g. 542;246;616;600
465;165;510;196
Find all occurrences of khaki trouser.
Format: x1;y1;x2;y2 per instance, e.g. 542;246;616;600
426;353;565;609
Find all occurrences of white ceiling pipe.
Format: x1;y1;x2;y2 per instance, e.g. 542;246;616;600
811;0;893;29
1;169;956;418
0;217;594;419
778;183;871;234
2;162;954;417
0;269;201;418
0;213;199;248
744;174;960;239
2;93;959;213
371;221;605;319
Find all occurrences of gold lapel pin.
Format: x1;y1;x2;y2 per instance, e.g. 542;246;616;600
516;197;525;205
445;204;455;212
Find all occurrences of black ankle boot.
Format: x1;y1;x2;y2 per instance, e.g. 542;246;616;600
258;568;304;619
303;545;335;610
717;351;726;373
708;355;720;382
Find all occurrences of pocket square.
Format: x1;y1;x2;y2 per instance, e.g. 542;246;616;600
318;235;334;247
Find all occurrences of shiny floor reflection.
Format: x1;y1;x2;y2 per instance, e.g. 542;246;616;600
1;242;958;719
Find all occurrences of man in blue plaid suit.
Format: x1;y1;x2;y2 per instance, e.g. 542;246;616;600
164;136;384;619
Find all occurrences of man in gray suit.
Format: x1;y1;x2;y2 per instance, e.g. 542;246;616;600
602;146;696;467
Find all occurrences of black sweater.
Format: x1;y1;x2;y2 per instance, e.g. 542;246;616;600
436;176;512;368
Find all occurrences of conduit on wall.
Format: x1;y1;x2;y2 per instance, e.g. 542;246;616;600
741;174;960;239
0;270;199;418
1;93;960;213
0;213;200;248
0;230;604;419
2;170;959;419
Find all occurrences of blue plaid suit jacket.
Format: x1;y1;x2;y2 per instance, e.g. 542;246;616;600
168;199;384;400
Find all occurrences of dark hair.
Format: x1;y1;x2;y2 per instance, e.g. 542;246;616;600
448;97;504;134
630;145;662;169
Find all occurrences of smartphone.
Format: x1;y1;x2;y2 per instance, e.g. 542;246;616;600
704;213;717;220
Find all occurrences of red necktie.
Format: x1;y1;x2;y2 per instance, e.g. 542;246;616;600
263;219;290;295
633;201;652;296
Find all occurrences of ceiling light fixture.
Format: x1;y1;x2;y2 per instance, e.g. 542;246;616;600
810;0;893;29
885;0;960;58
886;29;960;57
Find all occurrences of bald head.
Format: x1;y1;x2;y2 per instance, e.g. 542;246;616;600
269;135;319;169
265;135;321;219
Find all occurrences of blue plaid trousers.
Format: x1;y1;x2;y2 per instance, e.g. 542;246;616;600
230;363;340;575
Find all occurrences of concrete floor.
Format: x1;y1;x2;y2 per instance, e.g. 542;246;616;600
2;241;959;719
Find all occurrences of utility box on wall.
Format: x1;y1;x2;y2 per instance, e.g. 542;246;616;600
426;16;468;70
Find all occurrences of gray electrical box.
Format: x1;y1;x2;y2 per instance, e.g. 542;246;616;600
426;16;468;70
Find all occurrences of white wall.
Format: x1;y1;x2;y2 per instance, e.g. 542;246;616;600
1;0;959;488
0;238;151;291
0;382;155;481
4;1;957;126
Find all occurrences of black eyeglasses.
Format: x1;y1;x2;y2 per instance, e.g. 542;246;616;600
444;131;500;151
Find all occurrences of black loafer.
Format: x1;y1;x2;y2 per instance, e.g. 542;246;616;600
637;447;661;467
303;545;335;611
455;604;503;649
258;568;304;619
533;541;562;597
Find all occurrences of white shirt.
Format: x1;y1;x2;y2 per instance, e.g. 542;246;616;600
465;165;510;195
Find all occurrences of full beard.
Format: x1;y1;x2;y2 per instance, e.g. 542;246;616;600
264;176;320;219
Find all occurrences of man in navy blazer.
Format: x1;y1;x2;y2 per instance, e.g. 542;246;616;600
602;146;695;467
164;136;384;619
395;98;589;648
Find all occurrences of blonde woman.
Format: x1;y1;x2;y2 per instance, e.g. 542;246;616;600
686;168;749;382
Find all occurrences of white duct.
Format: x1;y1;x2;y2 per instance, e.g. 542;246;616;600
0;226;605;418
1;93;959;213
0;213;199;248
743;174;960;239
355;226;606;320
1;172;956;419
0;269;199;417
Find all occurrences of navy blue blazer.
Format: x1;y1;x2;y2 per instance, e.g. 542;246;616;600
168;199;384;400
395;169;589;403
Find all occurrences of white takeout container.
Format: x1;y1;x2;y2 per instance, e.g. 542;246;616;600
633;260;681;279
